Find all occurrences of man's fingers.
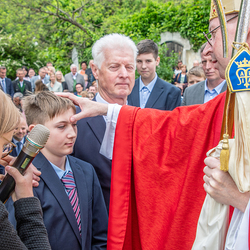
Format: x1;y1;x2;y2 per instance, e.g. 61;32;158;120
5;166;25;183
55;92;80;106
204;157;220;169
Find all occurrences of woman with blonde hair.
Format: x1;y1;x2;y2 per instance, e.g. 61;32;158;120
47;72;62;92
55;71;68;91
0;90;51;249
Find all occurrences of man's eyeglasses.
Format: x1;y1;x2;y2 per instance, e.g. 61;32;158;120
1;135;16;159
203;14;238;46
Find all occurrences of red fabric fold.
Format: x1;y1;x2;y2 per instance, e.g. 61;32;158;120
108;92;226;250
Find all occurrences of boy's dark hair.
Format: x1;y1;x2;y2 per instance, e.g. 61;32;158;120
137;39;158;59
23;91;76;126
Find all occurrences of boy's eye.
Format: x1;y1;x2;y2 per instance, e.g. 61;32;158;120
58;125;65;129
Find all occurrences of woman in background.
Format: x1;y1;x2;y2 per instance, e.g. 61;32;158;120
0;90;51;249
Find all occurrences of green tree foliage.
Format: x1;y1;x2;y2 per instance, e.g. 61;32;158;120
0;0;210;80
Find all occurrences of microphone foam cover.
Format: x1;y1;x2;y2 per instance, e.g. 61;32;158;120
27;124;50;147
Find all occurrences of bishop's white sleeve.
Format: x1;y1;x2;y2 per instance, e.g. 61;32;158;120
99;104;122;160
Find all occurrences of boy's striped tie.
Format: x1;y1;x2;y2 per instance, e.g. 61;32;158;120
61;171;81;234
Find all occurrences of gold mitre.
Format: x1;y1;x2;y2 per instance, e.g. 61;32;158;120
210;0;241;20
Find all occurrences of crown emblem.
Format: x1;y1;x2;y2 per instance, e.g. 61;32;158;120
235;58;250;68
226;48;250;92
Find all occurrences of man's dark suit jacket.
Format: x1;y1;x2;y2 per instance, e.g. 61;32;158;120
12;79;32;96
181;80;227;106
72;106;111;212
6;153;108;250
128;77;181;110
0;78;14;97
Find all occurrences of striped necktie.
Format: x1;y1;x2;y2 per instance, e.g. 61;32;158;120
61;171;81;234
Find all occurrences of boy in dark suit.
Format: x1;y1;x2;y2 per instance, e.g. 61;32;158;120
128;39;181;110
8;91;108;250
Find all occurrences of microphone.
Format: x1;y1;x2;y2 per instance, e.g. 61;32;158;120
0;124;50;203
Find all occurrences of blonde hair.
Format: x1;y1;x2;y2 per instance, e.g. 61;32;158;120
0;90;20;135
23;91;76;126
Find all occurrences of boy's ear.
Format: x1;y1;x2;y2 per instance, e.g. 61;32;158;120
28;124;36;132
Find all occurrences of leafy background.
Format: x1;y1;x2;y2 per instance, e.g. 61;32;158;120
0;0;210;81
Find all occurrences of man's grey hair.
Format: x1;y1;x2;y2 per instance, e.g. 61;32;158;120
70;64;77;70
92;33;138;69
13;92;23;99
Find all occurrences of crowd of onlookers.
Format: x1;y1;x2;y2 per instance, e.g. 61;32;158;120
172;59;206;96
0;61;98;112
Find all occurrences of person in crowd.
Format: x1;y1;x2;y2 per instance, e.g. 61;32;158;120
88;85;97;96
46;62;53;67
182;43;226;106
13;92;23;112
71;33;137;211
85;60;96;85
74;83;84;97
9;115;28;157
22;66;30;82
186;66;206;87
55;71;68;91
172;60;183;83
193;60;200;67
80;90;88;98
7;91;108;250
47;66;56;75
87;92;95;100
34;79;49;93
12;68;32;96
28;68;36;79
65;64;85;92
46;72;63;92
0;66;14;97
128;39;181;110
31;67;50;92
0;89;51;250
83;74;89;89
78;61;87;76
174;64;188;89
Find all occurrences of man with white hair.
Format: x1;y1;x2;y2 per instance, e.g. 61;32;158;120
72;33;137;211
64;64;85;92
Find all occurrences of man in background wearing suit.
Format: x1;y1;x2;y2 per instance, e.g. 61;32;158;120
72;33;137;211
10;115;28;157
12;68;32;96
30;67;50;92
182;43;227;106
65;64;85;92
0;66;14;97
128;39;181;110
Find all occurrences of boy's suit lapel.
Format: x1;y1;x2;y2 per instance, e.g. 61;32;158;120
145;78;164;108
33;153;82;245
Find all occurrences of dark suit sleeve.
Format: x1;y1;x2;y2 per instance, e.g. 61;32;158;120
182;89;187;106
26;81;32;92
1;197;51;250
91;168;108;250
166;87;181;110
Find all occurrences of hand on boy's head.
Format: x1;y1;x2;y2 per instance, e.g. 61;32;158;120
56;92;109;122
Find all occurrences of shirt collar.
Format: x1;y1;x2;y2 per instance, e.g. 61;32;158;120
12;137;25;145
49;156;72;179
139;73;158;93
96;92;128;105
204;79;226;94
96;93;109;104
